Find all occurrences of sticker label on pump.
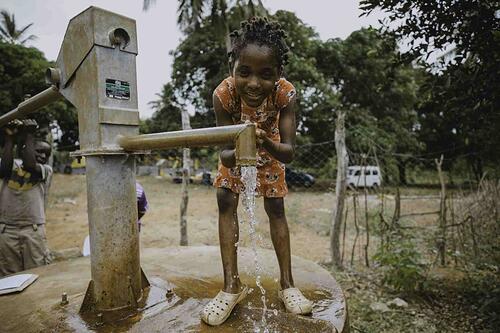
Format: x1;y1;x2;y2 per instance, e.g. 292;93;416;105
106;79;130;100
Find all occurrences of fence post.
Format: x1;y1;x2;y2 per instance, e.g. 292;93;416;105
435;155;447;266
360;149;371;267
331;110;348;269
180;110;191;246
351;193;359;266
341;201;348;266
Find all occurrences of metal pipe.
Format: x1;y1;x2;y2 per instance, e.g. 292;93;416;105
118;123;257;166
0;85;61;127
234;123;257;166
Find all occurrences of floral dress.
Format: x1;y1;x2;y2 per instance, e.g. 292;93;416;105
212;76;296;198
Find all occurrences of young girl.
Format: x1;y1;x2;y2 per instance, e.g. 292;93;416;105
201;17;313;326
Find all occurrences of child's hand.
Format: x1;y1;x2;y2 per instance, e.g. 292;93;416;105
4;119;23;136
256;128;268;147
21;119;39;134
17;119;39;143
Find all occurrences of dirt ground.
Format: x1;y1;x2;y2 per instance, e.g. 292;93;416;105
44;175;496;332
45;174;440;266
45;174;331;262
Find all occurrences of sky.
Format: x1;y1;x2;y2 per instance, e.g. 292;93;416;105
1;0;382;119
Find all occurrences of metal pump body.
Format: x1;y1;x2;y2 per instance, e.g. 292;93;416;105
53;7;143;313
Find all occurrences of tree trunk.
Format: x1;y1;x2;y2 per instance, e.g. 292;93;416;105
330;110;348;270
471;157;484;183
435;155;447;266
397;158;407;185
180;110;192;246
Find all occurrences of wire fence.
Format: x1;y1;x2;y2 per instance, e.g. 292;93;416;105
132;139;497;269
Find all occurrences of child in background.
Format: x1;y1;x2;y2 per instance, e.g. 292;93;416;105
83;181;148;256
0;119;53;276
136;182;148;232
201;17;312;326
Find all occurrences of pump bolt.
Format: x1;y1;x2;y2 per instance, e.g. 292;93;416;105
96;313;104;327
45;67;61;86
60;292;69;305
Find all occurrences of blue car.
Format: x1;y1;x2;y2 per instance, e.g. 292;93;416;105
285;167;315;188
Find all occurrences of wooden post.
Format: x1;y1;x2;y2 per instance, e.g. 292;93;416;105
373;147;386;250
392;187;401;228
435;155;447;266
361;149;370;267
330;110;348;269
351;193;359;266
341;201;348;266
449;193;458;266
180;110;191;246
363;178;370;268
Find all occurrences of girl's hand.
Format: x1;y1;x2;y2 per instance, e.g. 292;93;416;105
220;149;236;168
256;128;268;147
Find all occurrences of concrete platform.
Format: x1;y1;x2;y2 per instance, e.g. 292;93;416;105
0;246;348;332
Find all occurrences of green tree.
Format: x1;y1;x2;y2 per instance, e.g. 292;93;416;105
359;0;499;63
0;10;37;45
168;9;338;155
360;0;500;180
317;29;423;184
146;3;425;185
141;83;183;134
417;60;500;181
144;0;266;51
0;42;78;149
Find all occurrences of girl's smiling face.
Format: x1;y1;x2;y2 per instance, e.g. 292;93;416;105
232;43;280;107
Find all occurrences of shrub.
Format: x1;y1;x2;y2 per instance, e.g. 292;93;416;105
374;230;428;292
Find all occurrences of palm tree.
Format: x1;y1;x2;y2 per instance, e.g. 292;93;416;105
143;0;266;51
0;10;37;44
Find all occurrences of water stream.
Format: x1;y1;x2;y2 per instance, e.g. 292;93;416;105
240;166;271;333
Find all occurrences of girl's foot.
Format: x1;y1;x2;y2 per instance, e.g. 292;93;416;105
201;285;250;326
278;287;313;315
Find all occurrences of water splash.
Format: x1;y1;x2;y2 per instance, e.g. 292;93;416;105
240;166;270;333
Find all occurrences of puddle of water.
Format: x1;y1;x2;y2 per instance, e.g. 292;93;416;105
64;278;178;332
56;275;342;332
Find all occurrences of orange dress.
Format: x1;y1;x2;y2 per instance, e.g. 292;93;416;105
213;77;296;198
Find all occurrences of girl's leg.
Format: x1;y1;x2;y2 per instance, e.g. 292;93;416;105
217;187;241;293
264;197;294;289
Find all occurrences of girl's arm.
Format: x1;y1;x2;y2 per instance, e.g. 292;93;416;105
259;95;296;164
213;92;237;168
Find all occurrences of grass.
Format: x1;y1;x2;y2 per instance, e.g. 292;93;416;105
329;266;497;333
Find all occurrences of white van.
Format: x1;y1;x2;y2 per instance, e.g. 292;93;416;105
347;166;382;188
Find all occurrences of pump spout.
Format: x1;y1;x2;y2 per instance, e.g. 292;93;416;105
118;123;257;166
235;123;257;166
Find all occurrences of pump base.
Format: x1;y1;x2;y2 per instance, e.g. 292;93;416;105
0;246;348;333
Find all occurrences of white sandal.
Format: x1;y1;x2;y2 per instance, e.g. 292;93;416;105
201;285;250;326
278;287;313;315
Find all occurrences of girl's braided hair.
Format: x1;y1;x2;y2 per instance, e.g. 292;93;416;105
228;17;289;74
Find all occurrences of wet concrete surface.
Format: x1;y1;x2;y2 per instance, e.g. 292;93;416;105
0;246;347;333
